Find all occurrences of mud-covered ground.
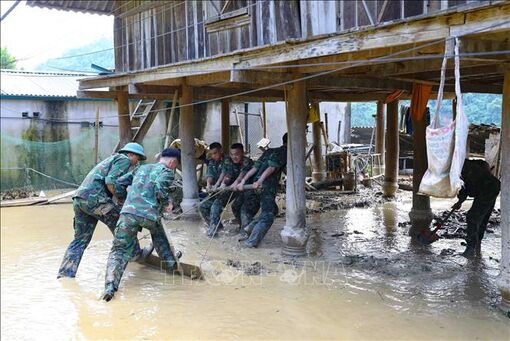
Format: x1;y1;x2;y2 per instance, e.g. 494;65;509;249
2;186;508;339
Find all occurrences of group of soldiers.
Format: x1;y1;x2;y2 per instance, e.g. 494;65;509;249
199;133;287;248
57;133;288;302
57;142;183;302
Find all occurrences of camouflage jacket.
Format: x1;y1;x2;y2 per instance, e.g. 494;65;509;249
222;156;254;185
74;154;131;206
206;158;223;183
120;163;180;221
253;146;287;188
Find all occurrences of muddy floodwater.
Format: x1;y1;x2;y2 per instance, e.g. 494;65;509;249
1;195;509;340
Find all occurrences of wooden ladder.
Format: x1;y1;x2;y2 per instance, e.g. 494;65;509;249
114;99;165;152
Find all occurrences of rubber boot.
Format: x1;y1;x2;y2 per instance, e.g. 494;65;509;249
462;241;477;259
238;229;250;242
101;283;116;302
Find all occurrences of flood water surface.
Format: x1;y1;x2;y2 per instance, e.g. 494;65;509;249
1;200;509;340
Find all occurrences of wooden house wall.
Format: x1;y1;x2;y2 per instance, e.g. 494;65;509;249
114;0;488;73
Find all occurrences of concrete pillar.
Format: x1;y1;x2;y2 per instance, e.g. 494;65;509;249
498;71;510;315
116;91;133;147
221;99;230;150
374;101;386;175
409;102;433;229
383;100;399;197
281;81;308;256
311;102;325;182
343;102;352;144
179;83;199;218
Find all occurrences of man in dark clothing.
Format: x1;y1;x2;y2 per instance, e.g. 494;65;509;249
237;133;287;248
452;159;500;258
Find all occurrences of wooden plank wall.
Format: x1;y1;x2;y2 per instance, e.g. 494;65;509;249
113;0;484;73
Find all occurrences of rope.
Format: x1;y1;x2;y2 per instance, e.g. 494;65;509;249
139;187;230;240
0;167;79;188
199;190;235;267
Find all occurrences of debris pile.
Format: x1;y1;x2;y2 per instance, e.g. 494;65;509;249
226;259;265;276
398;208;501;239
0;187;38;201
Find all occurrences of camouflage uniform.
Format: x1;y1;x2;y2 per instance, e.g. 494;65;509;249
104;163;181;292
242;145;287;247
199;158;223;225
208;156;253;235
457;160;500;251
57;154;141;278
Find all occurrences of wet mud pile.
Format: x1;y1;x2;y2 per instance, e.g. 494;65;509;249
225;259;266;276
274;187;389;216
398;208;501;239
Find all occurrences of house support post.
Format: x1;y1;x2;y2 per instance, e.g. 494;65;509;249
311;102;325;182
281;81;308;256
179;83;199;218
409;104;433;230
383;100;399;196
374;101;386;175
116;91;133;147
221;99;230;150
343;102;352;144
498;71;510;315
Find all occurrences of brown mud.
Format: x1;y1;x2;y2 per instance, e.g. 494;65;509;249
1;190;508;339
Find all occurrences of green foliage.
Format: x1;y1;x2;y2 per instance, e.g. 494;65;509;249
351;94;502;127
1;47;17;69
36;38;114;73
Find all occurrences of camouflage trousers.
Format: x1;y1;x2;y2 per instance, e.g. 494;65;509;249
242;187;277;247
199;196;214;225
105;213;176;292
208;191;243;232
57;198;142;278
239;190;261;231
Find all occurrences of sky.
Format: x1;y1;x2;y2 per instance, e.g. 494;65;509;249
0;0;113;70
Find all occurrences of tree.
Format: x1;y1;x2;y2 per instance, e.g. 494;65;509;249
1;47;17;69
36;38;114;73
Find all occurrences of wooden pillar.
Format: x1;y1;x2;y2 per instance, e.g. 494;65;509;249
179;83;199;218
116;91;133;147
409;102;433;229
221;99;230;150
262;101;267;138
374;101;386;175
498;71;510;314
281;81;308;256
343;102;352;144
311;102;325;182
383;100;399;197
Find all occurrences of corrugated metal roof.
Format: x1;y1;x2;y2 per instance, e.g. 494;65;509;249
0;69;95;98
25;0;114;16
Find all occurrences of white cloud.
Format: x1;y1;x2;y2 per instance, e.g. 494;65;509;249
1;1;113;70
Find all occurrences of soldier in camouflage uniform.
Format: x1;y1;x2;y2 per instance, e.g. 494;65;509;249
102;148;182;302
199;142;224;226
237;133;287;248
207;143;254;237
57;143;147;279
